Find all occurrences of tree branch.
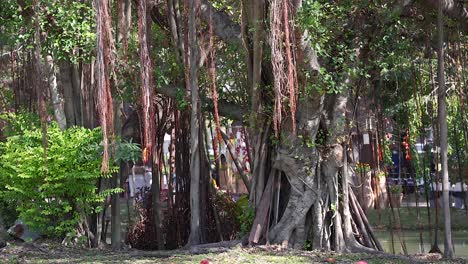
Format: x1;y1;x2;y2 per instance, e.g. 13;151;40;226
199;0;242;46
425;0;468;21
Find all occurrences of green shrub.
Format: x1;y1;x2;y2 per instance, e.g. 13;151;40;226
235;195;255;237
0;111;41;138
0;116;123;238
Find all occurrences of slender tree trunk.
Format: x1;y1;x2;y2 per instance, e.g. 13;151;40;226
111;0;134;249
167;0;184;60
437;2;454;259
45;55;67;130
137;0;163;249
251;0;264;118
110;171;122;250
110;0;132;250
220;130;251;193
428;56;442;254
111;102;123;250
242;0;268;209
32;0;48;167
187;0;203;246
152;149;164;249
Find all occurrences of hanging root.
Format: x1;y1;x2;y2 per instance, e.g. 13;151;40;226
270;0;285;137
95;0;115;173
137;0;156;164
282;0;298;134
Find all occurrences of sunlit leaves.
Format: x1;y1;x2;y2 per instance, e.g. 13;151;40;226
0;0;95;63
0;114;125;237
41;0;95;63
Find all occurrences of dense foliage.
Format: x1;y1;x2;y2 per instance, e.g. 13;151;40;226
0;114;121;237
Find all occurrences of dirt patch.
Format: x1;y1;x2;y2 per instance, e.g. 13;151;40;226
1;240;467;264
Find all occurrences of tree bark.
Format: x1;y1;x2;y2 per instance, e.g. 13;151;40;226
248;172;274;244
109;41;127;248
32;0;48;167
111;102;122;250
187;0;203;246
152;150;164;249
70;63;82;126
45;55;67;130
437;1;454;259
426;0;468;28
199;0;242;46
59;61;76;128
166;0;184;61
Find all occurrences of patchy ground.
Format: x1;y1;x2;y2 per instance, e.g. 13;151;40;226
1;241;467;264
1;208;467;263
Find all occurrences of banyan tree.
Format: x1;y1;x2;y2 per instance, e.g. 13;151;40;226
2;0;466;256
153;0;466;252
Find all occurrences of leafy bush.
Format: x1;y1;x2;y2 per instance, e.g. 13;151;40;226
0;117;121;238
211;191;240;241
235;195;255;237
0;111;41;138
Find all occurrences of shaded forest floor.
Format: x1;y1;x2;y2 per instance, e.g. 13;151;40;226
1;241;467;264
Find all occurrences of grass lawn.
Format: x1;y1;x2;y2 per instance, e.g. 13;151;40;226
366;208;468;230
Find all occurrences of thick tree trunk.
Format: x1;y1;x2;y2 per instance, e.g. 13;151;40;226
268;143;319;247
437;1;454;259
45;55;67;130
71;63;83;126
81;62;96;128
59;61;76;128
258;80;382;253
